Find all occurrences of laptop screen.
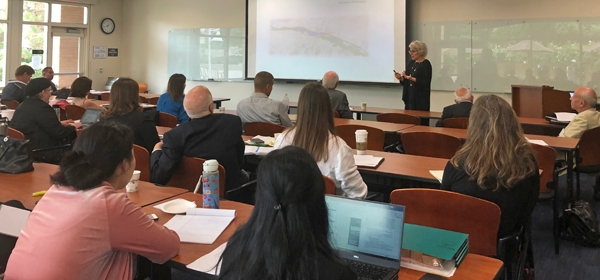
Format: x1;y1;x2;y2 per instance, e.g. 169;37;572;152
80;108;103;125
325;195;405;268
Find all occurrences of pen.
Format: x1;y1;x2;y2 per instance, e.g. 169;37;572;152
32;190;46;197
193;175;203;194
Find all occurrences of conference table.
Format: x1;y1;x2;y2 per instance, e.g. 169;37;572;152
143;192;503;279
333;118;415;133
0;162;188;210
89;92;230;109
357;150;448;184
289;102;443;120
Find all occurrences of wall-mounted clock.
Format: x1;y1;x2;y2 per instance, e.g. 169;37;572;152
100;18;115;34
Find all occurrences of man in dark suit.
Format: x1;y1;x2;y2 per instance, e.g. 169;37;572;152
150;85;245;192
435;87;473;127
322;71;353;119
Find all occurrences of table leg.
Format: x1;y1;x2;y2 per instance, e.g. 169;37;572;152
214;101;221;109
355;112;362;120
567;151;574;198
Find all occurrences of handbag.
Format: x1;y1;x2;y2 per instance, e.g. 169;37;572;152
0;136;34;174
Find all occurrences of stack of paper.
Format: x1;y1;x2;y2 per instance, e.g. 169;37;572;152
353;155;384;167
401;224;469;277
554;112;576;122
163;208;236;244
0;205;31;237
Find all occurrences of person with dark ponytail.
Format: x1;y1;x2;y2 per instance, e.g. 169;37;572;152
218;146;356;280
5;121;180;279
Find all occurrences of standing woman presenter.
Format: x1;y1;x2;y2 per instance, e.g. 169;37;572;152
395;40;432;111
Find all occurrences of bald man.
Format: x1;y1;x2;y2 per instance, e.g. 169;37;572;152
150;85;246;192
435;87;473;127
559;87;600;138
322;71;352;119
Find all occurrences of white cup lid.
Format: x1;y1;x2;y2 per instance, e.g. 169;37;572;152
203;159;219;172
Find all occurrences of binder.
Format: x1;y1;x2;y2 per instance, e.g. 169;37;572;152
401;223;469;268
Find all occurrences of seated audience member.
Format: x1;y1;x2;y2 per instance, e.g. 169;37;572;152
4;122;179;279
559;87;600;138
157;73;189;124
42;66;57;92
440;95;539;238
102;78;160;153
151;85;245;192
435;87;473;127
69;76;104;110
322;71;353;119
236;71;293;127
218;146;356;280
274;83;367;198
1;65;34;103
9;78;81;164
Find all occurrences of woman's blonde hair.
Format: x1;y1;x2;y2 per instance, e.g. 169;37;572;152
409;40;428;58
291;82;336;162
450;95;536;191
103;78;141;118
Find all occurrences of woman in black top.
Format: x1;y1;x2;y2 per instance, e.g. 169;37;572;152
218;146;356;280
101;78;159;153
395;40;432;111
9;78;81;163
440;95;539;238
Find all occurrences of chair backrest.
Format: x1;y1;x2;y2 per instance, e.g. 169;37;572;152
335;124;385;151
443;117;469;129
390;188;501;256
7;127;25;140
401;131;462;159
167;156;226;198
132;144;150;182
323;176;336;195
376;113;421;125
159;112;179;128
100;92;110;101
64;104;86;120
531;144;556;194
139;96;148;104
333;111;341;118
243;122;285;137
1;100;19;109
577;126;600;169
137;82;149;93
148;97;159;105
86;92;96;100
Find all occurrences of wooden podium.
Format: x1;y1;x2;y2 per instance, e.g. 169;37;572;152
511;85;571;118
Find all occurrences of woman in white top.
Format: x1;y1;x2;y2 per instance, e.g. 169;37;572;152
273;82;367;198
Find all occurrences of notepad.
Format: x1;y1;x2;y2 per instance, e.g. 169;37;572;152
244;146;274;156
163;208;236;244
186;242;227;275
554;112;576;122
353;154;384;167
0;205;31;237
429;170;444;183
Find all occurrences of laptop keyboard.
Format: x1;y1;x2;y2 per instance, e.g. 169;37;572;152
344;259;396;280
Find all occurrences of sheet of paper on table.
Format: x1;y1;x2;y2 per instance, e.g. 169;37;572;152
163;208;236;244
186;242;227;275
353;154;384;167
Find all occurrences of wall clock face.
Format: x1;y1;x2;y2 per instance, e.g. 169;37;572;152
101;18;115;34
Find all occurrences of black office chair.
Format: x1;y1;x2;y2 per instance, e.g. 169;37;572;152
225;180;257;205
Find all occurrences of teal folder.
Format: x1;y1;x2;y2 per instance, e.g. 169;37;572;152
402;223;469;263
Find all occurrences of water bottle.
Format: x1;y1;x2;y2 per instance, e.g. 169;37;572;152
52;105;61;120
282;94;289;109
202;159;220;209
0;117;8;136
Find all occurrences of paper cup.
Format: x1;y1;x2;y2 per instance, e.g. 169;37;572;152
361;102;367;110
355;130;368;155
219;107;226;112
126;170;141;192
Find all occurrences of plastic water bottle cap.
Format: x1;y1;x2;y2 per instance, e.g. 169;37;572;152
203;159;219;172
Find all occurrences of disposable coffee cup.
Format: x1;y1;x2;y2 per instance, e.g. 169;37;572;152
361;102;367;110
219;107;226;112
355;129;368;155
126;170;141;192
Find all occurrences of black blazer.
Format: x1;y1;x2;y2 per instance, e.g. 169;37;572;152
104;111;160;153
150;114;245;192
435;101;473;127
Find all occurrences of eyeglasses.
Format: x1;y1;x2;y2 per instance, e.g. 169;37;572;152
43;88;52;92
408;50;418;53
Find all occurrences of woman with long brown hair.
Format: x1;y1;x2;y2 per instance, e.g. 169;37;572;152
102;78;160;152
157;73;189;123
440;94;539;237
273;82;367;198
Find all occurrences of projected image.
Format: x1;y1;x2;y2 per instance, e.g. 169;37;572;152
269;18;368;57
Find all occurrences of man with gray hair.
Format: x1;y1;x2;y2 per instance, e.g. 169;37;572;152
322;71;352;119
435;87;473;127
560;87;600;138
150;85;246;192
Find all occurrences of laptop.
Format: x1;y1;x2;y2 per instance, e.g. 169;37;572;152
80;108;103;128
325;195;405;280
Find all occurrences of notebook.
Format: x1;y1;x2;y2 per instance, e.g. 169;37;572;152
325;195;405;280
80;108;103;128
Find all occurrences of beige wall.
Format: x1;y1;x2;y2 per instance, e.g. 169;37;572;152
88;0;124;90
117;0;600;112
